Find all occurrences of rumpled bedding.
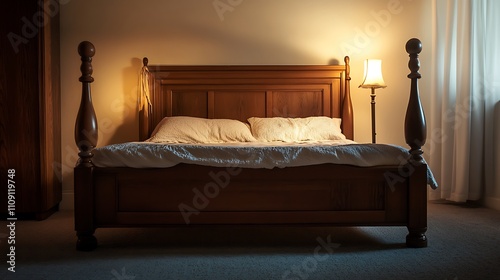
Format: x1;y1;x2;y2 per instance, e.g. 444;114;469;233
92;140;437;188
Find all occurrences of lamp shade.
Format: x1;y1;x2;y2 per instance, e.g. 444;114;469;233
359;59;387;89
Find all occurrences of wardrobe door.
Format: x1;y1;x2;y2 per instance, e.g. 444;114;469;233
1;0;61;220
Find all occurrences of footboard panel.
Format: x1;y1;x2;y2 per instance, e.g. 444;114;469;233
92;164;410;227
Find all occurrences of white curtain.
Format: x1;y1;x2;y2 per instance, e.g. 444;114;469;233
429;0;500;202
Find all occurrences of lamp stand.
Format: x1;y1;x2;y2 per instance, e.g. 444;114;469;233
359;59;386;143
370;88;376;144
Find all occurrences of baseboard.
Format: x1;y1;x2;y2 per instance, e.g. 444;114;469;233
60;191;74;210
485;196;500;211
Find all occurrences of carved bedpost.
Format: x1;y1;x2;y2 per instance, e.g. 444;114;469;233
74;41;98;251
405;38;426;163
404;38;428;248
342;56;354;140
75;41;98;165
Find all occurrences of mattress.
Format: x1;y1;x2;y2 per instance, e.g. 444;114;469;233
92;140;438;188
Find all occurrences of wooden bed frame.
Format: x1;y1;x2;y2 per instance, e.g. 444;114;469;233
74;38;428;251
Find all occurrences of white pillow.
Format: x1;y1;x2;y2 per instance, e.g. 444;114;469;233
147;116;257;143
247;116;346;142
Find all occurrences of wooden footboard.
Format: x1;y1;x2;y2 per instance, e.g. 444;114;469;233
91;164;420;226
73;39;427;251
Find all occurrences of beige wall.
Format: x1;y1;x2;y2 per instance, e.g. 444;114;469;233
59;0;432;209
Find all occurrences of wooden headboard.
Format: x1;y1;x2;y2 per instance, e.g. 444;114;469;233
139;57;353;141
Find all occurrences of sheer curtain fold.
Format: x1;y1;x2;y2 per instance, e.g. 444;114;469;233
429;0;500;202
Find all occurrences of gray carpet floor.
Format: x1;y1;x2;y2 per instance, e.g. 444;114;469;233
1;201;500;280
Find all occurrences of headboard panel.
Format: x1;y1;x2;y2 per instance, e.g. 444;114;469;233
140;59;353;140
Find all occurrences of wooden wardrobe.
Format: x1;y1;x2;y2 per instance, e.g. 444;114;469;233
0;0;61;220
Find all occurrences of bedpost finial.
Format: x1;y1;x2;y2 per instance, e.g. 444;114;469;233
78;41;95;83
78;41;95;58
344;56;351;80
143;57;149;67
406;38;422;80
405;38;422;55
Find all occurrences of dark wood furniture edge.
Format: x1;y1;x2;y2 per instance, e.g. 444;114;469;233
0;1;62;220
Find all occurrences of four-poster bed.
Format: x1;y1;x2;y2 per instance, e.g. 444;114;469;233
73;38;431;251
